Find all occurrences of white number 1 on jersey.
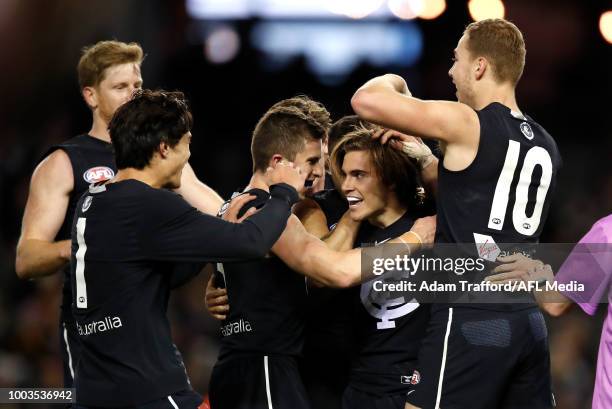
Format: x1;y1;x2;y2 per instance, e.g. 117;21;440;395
75;217;88;309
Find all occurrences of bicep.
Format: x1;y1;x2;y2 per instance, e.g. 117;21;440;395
19;150;73;242
293;199;329;239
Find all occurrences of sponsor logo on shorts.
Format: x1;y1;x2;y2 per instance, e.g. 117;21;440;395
401;370;421;385
220;318;253;337
83;166;114;184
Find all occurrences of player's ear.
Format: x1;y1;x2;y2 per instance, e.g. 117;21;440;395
82;86;97;110
268;154;284;167
475;57;487;80
158;141;171;159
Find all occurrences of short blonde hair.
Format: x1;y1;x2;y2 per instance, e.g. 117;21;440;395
464;19;526;85
77;40;143;89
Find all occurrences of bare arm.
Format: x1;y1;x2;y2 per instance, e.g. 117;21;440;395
15;150;73;279
293;198;330;239
487;255;574;317
293;198;360;251
351;74;480;148
272;215;427;288
175;162;224;216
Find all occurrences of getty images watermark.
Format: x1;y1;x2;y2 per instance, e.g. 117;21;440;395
359;242;607;304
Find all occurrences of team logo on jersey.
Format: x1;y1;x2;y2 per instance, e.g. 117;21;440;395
83;166;114;184
82;196;93;212
361;279;419;329
520;122;534;140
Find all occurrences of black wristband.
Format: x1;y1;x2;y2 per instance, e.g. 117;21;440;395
269;183;300;207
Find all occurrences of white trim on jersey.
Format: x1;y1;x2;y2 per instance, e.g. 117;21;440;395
75;217;88;309
62;322;75;379
264;355;274;409
435;307;453;409
167;395;179;409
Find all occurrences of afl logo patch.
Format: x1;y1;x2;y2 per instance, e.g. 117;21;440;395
82;196;93;212
520;122;534;140
83;166;114;184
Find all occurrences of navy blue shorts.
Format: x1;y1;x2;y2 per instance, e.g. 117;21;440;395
210;355;310;409
406;306;555;409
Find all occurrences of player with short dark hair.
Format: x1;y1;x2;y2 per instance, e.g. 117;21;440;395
69;89;304;408
208;98;435;409
352;18;561;409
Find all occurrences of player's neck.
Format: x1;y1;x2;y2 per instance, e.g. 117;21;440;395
112;168;164;189
474;84;520;113
367;198;406;229
245;172;270;193
88;114;111;143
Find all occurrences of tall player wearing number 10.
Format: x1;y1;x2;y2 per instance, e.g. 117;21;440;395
352;19;561;409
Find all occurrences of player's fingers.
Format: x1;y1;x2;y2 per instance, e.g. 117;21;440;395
491;262;518;273
212;313;227;320
223;194;256;222
372;128;385;139
207;294;229;306
485;271;523;282
389;139;404;152
205;291;227;305
209;304;229;313
496;254;521;262
206;288;227;298
380;130;396;145
237;206;258;223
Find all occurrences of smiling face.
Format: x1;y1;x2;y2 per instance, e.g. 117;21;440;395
162;132;192;189
340;150;393;222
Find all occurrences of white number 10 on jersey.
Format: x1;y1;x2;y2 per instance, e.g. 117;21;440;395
488;140;553;236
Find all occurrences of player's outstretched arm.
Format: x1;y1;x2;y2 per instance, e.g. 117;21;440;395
351;74;479;146
272;214;434;288
146;163;305;263
15;150;73;279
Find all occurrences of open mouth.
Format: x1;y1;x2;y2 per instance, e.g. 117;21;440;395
346;196;363;208
304;179;314;188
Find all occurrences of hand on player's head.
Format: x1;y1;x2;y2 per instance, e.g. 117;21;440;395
372;128;434;169
222;194;258;223
265;160;307;193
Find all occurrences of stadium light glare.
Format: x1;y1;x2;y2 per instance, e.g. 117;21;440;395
418;0;446;20
388;0;423;20
600;11;612;44
204;26;241;64
468;0;505;22
327;0;385;19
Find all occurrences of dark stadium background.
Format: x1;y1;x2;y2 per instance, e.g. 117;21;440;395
0;1;610;408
